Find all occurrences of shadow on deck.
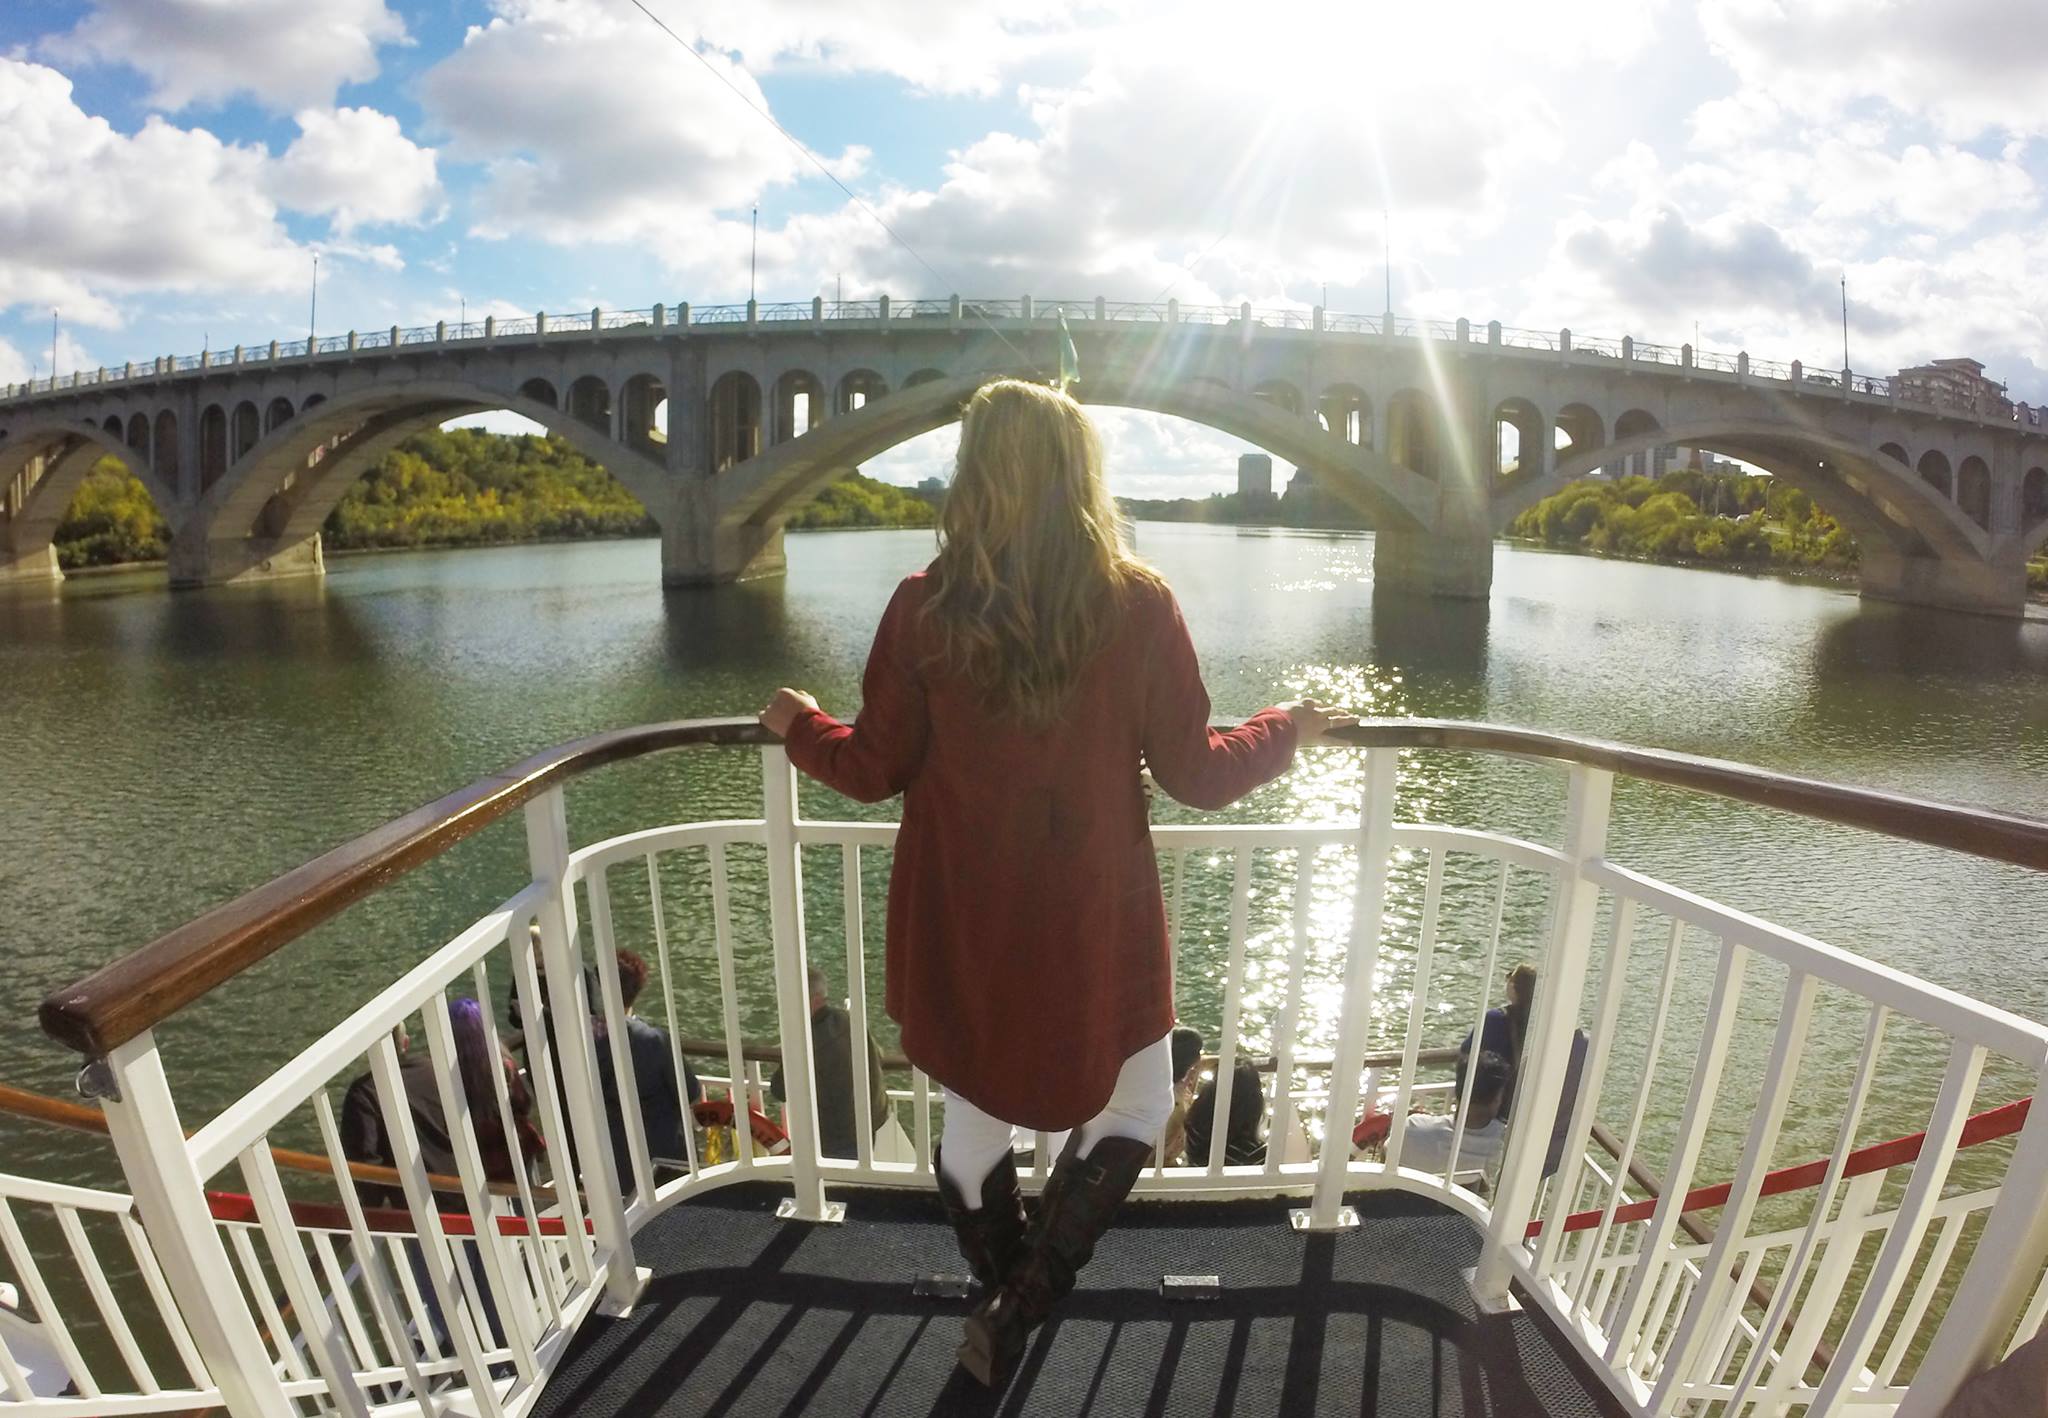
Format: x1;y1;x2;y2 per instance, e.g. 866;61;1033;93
530;1183;1629;1417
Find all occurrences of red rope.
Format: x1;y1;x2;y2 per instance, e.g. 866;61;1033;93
206;1191;583;1238
1525;1096;2031;1239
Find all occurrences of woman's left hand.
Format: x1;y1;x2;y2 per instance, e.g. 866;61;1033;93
759;687;820;737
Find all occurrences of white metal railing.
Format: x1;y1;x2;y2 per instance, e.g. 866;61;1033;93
4;300;2039;430
13;726;2048;1418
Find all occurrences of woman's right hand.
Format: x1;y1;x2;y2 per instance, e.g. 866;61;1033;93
1280;699;1358;745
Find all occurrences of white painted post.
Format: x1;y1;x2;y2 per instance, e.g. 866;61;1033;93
1295;749;1399;1231
96;1034;295;1418
1470;764;1613;1309
522;788;644;1313
1895;1059;2048;1417
762;745;841;1222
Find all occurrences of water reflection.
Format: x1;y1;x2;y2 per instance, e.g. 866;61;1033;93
1369;590;1490;681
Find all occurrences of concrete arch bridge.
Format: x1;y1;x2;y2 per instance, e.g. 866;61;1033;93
3;298;2043;615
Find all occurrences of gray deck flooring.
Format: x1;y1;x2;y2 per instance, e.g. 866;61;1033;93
528;1181;1631;1417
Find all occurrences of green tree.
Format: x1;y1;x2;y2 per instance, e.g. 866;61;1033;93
53;458;170;568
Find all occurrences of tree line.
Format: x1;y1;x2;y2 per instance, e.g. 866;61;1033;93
1506;468;1859;572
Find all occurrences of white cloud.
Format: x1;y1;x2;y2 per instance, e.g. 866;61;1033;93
1700;0;2048;139
420;0;842;254
0;59;305;325
44;0;407;113
270;108;442;234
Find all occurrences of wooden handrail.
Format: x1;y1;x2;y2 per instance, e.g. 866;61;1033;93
39;716;2048;1058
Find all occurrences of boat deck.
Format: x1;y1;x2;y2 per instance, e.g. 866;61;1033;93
531;1182;1630;1417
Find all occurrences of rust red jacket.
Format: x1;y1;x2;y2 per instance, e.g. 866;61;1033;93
783;571;1297;1130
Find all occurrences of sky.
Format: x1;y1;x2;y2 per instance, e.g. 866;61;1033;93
3;0;2046;498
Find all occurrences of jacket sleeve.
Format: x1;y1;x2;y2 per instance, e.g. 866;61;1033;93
782;577;930;803
1141;587;1298;810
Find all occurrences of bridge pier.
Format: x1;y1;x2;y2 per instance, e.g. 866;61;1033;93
661;481;786;586
0;541;63;587
167;527;325;588
1858;549;2027;620
1370;528;1494;600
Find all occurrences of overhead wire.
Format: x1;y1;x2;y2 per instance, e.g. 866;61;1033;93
626;0;1048;378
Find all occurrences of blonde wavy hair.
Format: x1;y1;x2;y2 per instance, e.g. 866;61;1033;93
923;379;1162;727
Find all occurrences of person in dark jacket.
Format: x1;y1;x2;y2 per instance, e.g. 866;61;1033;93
771;967;889;1160
592;948;702;1193
1183;1058;1267;1167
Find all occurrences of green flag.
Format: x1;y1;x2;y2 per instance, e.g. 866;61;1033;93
1056;308;1080;392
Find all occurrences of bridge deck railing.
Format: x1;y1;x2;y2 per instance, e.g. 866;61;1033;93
3;300;2041;432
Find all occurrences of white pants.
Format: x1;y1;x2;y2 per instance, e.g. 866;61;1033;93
939;1031;1175;1209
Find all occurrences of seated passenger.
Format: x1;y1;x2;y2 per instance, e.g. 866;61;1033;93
594;948;703;1188
1399;1050;1511;1179
1160;1026;1205;1164
772;968;889;1160
1183;1058;1266;1166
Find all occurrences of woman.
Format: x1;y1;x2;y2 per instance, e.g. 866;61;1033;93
760;379;1349;1385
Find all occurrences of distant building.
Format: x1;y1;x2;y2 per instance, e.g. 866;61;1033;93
1607;444;1740;480
1237;453;1274;501
917;476;946;494
1893;358;2010;417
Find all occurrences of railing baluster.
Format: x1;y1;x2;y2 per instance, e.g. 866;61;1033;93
97;1033;294;1417
225;1225;307;1380
1648;968;1817;1414
844;842;877;1170
312;1091;437;1408
1720;1002;1890;1414
418;992;542;1381
1606;939;1751;1364
470;957;559;1328
0;1198;98;1397
762;745;838;1222
1264;848;1317;1179
1476;764;1613;1307
1205;848;1256;1176
1445;859;1511;1184
368;1031;508;1416
1810;1040;1987;1418
1901;1056;2048;1416
585;866;656;1203
647;852;702;1177
524;787;641;1312
1754;1168;1885;1410
384;1233;446;1365
120;1212;211;1389
1876;1210;1966;1386
52;1203;156;1392
1569;915;1686;1313
1382;847;1445;1176
1297;748;1397;1230
708;841;754;1168
505;913;597;1289
308;1229;384;1388
1533;896;1637;1282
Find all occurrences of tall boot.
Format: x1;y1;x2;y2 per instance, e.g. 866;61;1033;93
957;1134;1152;1386
933;1145;1028;1289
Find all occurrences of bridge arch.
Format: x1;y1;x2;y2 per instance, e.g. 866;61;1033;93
1493;397;1546;482
713;372;1438;542
1317;384;1369;447
621;373;667;457
125;412;148;456
771;370;821;444
232;401;260;463
1385;388;1446;481
199;404;228;491
1957;456;1991;530
518;378;558;408
181;378;674;583
710;371;762;471
0;420;179;571
1555;404;1603;462
154;411;179;489
1495;418;1992;563
1252;379;1303;416
837;369;886;413
265;397;295;433
567;376;611;434
2023;467;2048;557
101;415;121;439
1917;449;1952;500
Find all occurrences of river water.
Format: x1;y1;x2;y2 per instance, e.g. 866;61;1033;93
4;527;2047;1208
